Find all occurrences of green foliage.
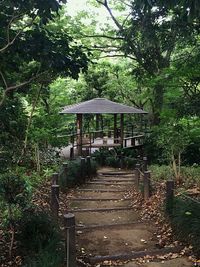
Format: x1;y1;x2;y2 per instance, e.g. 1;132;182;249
0;97;27;171
0;0;90;177
19;209;63;267
150;165;200;188
23;248;63;267
149;165;173;181
19;210;61;253
171;196;200;257
0;173;31;207
59;158;97;189
105;156;120;168
145;117;200;168
0;172;32;235
92;147;138;169
92;148;112;166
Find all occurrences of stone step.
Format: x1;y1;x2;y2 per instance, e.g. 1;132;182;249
85;180;134;186
73;191;126;199
75;210;140;226
70;199;131;209
82;184;132;190
69;197;131;201
93;178;135;182
69;207;134;213
88;245;183;264
97;171;134;176
113;258;192;267
77;223;157;260
76;188;128;192
76;221;141;231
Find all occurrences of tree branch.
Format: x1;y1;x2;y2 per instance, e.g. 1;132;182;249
0;72;46;107
98;54;136;60
0;71;8;88
96;0;124;31
79;33;124;40
0;15;37;53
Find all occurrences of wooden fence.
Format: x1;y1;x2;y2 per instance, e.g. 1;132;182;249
50;156;93;267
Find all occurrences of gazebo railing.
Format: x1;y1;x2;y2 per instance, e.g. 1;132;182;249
69;130;145;148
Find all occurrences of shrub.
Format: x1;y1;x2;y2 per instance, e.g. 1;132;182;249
105;156;120;168
0;173;31;207
0;173;32;227
124;156;137;169
92;148;111;166
92;147;138;169
19;210;61;253
19;209;63;267
149;165;173;182
59;158;97;189
171;196;200;257
149;164;200;188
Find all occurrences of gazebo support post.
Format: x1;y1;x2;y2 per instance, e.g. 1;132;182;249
77;114;83;156
96;114;100;137
114;114;117;143
120;114;124;148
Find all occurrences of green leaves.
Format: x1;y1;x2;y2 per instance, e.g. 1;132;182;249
0;173;31;206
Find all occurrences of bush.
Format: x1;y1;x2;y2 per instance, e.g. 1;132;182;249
0;173;31;207
149;164;200;187
105;156;120;168
92;148;111;166
59;158;97;189
0;173;32;227
171;196;200;257
92;147;138;169
18;209;63;266
149;165;173;181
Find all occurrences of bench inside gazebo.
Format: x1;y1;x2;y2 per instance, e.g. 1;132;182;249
60;98;148;158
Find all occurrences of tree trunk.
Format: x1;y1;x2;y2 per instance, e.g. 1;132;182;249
172;153;178;181
20;87;42;159
152;84;164;125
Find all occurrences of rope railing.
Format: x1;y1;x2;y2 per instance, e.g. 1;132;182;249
50;157;93;267
133;157;152;200
174;189;200;205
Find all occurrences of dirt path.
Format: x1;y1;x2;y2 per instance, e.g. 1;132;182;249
67;168;192;267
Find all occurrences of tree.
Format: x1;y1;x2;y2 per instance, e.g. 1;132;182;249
0;0;89;107
157;121;190;182
0;0;90;171
82;0;199;124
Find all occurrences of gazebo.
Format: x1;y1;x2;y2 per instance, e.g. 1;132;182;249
60;98;148;158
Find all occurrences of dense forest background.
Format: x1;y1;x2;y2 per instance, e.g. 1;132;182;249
1;0;200;173
0;0;200;266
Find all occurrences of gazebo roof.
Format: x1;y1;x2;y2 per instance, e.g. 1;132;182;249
60;98;148;114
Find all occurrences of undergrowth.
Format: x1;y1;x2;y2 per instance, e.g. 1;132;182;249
19;209;64;267
150;164;200;188
59;158;97;189
92;147;138;169
170;196;200;257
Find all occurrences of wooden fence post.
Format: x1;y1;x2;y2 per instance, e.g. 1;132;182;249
143;171;151;200
166;180;174;215
52;172;59;185
63;162;68;176
86;156;91;179
143;156;148;172
51;185;59;217
64;213;76;267
81;157;86;182
135;163;140;191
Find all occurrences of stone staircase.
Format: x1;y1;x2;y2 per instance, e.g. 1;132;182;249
67;168;192;267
